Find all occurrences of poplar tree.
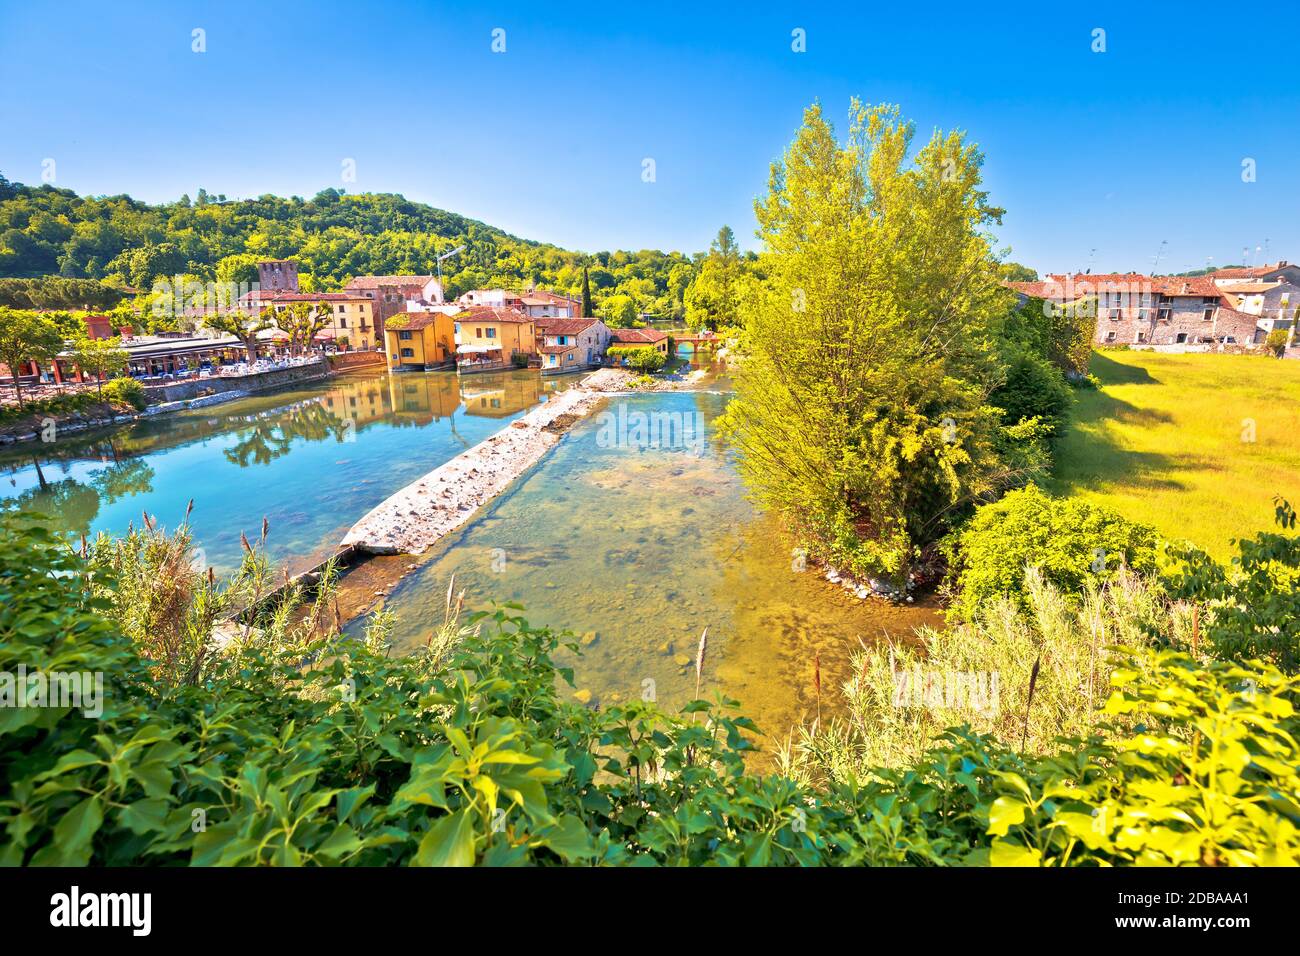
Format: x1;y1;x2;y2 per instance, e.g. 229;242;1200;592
720;101;1021;580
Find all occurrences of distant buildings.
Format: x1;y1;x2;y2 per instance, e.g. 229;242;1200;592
453;305;537;373
1008;271;1295;350
609;326;670;356
241;289;378;350
384;312;457;371
257;259;300;293
536;317;611;374
344;275;444;339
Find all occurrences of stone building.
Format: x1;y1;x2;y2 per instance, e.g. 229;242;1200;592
257;259;299;293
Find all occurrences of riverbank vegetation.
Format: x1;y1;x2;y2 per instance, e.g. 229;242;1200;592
3;501;1297;866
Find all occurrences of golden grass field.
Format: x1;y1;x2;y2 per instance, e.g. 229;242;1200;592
1049;350;1300;559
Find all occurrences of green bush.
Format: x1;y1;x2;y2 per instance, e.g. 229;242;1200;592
1164;497;1300;673
1266;328;1289;358
100;376;146;410
3;511;1297;867
989;351;1072;436
608;345;665;374
0;390;98;426
945;484;1158;621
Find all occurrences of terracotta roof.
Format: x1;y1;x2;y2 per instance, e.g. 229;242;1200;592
526;289;581;305
1210;262;1292;279
610;327;668;344
345;275;438;289
455;305;534;325
1006;281;1060;299
1215;281;1283;293
538;344;577;355
1008;274;1226;301
385;313;444;331
537;318;601;336
240;291;369;304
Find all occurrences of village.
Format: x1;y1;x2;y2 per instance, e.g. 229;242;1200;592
4;254;1298;413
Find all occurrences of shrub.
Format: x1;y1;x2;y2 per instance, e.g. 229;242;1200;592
989;351;1072;436
1266;328;1289;358
3;512;1296;867
792;567;1186;771
1164;497;1300;673
609;345;665;374
100;376;146;410
944;484;1158;621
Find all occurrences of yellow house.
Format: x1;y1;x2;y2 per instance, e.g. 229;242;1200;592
256;292;377;350
385;312;457;370
454;306;537;373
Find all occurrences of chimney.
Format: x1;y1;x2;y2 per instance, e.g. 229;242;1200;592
120;326;134;341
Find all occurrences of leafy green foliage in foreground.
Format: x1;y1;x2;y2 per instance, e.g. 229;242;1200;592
2;513;1298;866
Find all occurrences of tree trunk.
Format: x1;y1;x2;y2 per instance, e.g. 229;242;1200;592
11;371;23;409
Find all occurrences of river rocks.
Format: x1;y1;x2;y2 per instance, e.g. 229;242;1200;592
580;631;599;647
341;386;609;555
573;688;594;706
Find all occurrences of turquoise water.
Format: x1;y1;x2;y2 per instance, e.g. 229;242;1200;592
374;391;940;748
0;369;572;574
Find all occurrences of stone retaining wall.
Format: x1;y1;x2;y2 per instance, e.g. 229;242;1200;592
145;358;329;404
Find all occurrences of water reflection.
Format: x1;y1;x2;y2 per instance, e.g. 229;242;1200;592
0;369;574;573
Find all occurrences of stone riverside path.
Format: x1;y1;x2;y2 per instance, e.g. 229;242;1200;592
341;369;631;555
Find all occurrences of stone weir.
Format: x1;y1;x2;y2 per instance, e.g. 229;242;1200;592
341;378;617;555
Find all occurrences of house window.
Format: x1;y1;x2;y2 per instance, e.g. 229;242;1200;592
398;330;412;341
1108;308;1121;320
1224;336;1237;344
401;348;414;358
340;318;348;328
1175;332;1187;343
1136;331;1146;343
1158;307;1171;321
475;328;483;337
1203;307;1214;321
486;328;496;339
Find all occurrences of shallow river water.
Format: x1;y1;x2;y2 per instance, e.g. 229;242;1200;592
375;389;941;756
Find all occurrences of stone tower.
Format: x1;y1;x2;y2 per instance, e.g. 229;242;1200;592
257;259;299;293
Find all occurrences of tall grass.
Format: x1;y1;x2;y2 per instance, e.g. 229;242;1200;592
780;567;1196;784
1052;351;1300;559
83;507;345;687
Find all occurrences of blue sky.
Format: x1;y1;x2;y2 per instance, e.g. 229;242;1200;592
2;0;1296;274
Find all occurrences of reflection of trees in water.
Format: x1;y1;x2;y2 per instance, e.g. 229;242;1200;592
223;399;352;468
7;452;155;539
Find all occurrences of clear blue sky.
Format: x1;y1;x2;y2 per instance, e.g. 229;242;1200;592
2;0;1296;274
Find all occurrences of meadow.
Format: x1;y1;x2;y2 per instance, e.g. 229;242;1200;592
1050;349;1300;558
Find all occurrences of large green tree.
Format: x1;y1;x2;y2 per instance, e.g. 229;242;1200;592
719;101;1024;580
205;310;272;363
0;307;66;407
68;335;129;397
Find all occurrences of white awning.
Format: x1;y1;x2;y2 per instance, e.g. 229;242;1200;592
457;343;502;354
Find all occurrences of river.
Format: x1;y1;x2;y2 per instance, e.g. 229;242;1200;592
1;366;940;757
0;368;574;574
